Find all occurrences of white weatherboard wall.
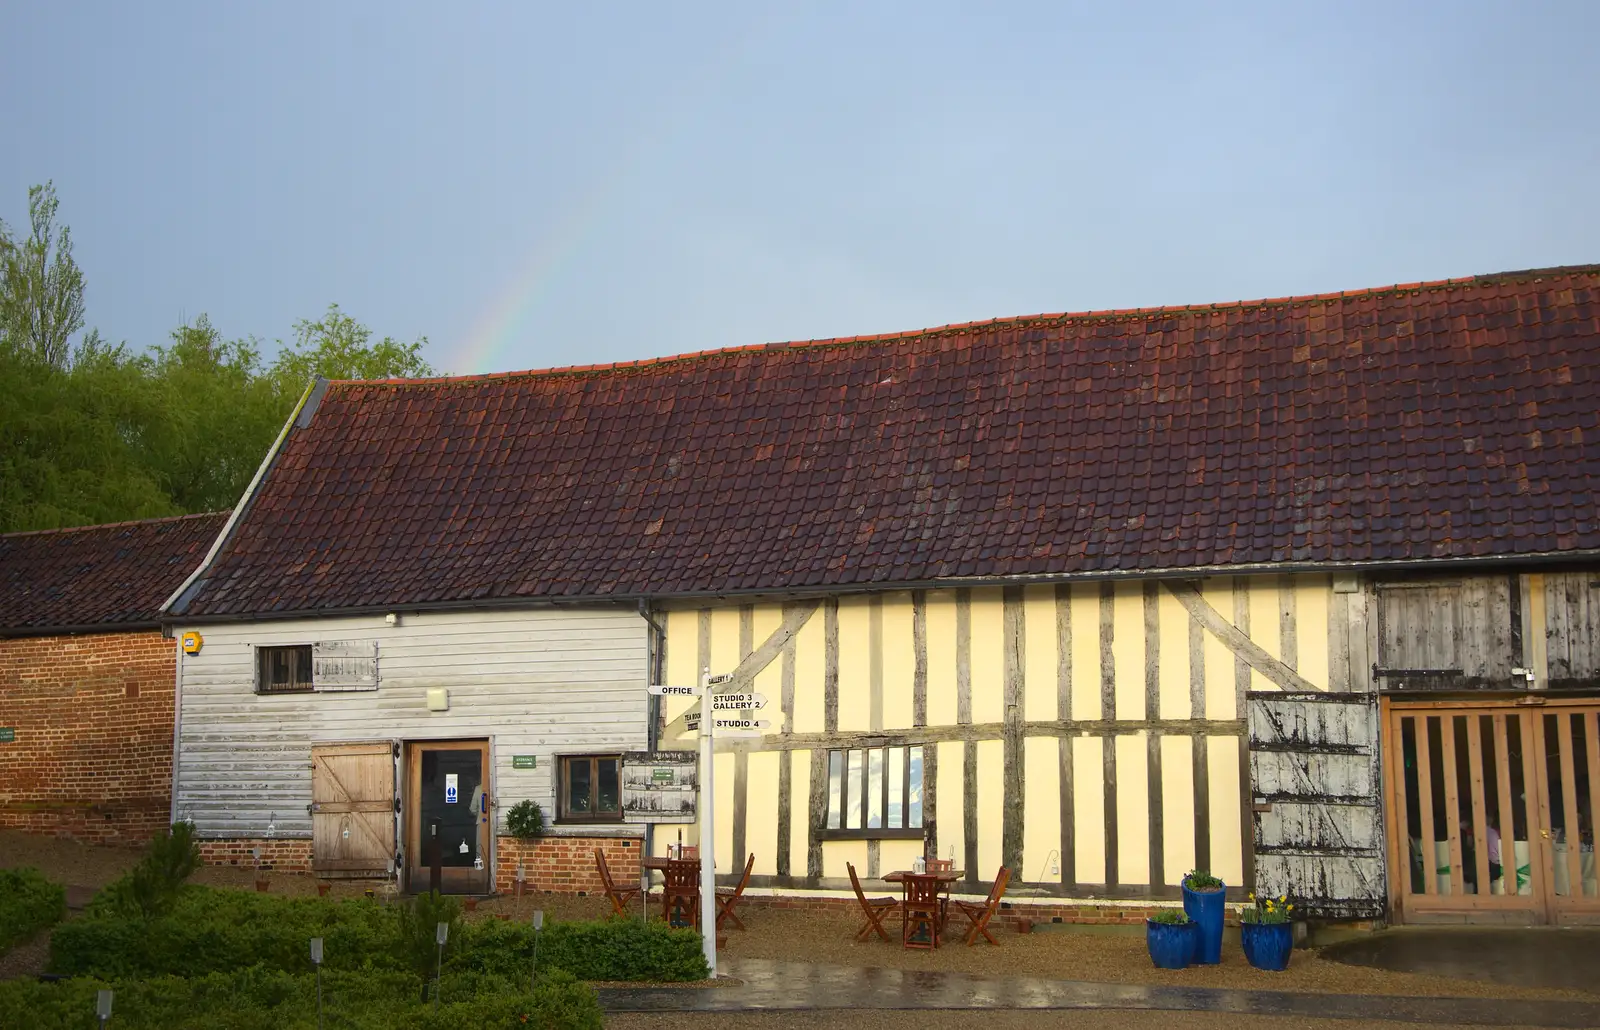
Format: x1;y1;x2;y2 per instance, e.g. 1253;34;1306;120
173;608;648;840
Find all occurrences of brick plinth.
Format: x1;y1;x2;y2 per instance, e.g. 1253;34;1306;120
0;631;176;844
721;893;1242;930
496;835;642;895
198;838;314;873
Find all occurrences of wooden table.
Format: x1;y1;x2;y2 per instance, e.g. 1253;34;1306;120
643;856;701;927
885;870;961;945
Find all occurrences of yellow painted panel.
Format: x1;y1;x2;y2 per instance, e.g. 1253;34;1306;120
1024;737;1061;884
882;592;915;730
793;610;825;734
824;839;869;881
1247;578;1280;693
1295;576;1330;690
1207;736;1244;885
1158;588;1190;720
1160;735;1195;886
1024;586;1058;723
927;591;959;727
662;609;703;746
976;739;1003;876
1115;732;1149;885
1113;584;1144;721
1071;585;1102;721
970;588;1006;726
937;740;965;865
751;604;785;698
1072;737;1105;883
1202;578;1237;721
711;607;741;677
714;751;736;874
836;597;872;732
879;839;923;875
789;751;810;876
746;751;780;876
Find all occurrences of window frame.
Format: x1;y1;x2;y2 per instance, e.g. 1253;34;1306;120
818;744;924;841
556;753;623;824
255;644;315;694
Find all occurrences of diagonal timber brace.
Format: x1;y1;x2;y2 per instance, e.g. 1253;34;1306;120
661;601;819;737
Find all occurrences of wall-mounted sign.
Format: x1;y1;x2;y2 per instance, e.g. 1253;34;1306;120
512;755;537;770
620;750;697;823
0;728;14;744
181;631;203;655
445;773;459;804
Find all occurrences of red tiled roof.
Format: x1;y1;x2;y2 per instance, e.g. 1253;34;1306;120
174;266;1600;618
1;512;229;633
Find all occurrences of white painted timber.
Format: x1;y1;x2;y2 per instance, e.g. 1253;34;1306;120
173;607;648;840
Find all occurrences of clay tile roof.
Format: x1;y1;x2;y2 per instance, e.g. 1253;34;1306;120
0;512;229;633
174;266;1600;618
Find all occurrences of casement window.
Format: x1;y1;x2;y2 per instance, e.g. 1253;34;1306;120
559;754;622;823
823;745;924;839
256;645;314;693
254;641;379;694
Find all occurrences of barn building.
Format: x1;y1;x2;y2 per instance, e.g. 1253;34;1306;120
163;266;1600;923
0;512;227;844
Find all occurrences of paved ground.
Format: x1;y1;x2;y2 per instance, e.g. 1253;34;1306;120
598;958;1600;1028
608;1013;1557;1030
1321;928;1600;992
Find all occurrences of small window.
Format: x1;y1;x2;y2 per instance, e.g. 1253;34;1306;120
559;755;621;823
257;645;314;693
823;745;923;839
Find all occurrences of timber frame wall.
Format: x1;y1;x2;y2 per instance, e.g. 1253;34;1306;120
653;573;1370;898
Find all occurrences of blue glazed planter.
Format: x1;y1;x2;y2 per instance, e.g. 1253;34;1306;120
1146;919;1195;970
1241;921;1293;971
1182;884;1225;964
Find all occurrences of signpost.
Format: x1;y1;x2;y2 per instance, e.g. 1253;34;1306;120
644;669;774;978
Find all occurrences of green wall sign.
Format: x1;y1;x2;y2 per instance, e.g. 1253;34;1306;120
0;728;14;743
511;755;536;770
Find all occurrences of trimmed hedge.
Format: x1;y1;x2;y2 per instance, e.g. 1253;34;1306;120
52;884;707;983
0;867;66;951
0;967;602;1030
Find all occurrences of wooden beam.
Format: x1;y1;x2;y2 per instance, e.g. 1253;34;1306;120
1056;583;1075;890
1164;580;1321;693
776;605;798;879
912;591;928;729
1145;582;1164;890
731;605;753;872
1328;574;1351;692
1233;578;1255;893
1189;612;1211;874
807;748;826;884
663;602;819;737
824;598;839;735
1003;586;1025;877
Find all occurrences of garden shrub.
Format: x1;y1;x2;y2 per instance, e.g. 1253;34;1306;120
0;866;66;951
505;799;545;839
96;820;201;919
0;968;602;1030
395;889;463;983
455;915;708;982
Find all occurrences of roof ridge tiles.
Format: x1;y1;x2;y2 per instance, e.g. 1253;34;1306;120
0;509;231;540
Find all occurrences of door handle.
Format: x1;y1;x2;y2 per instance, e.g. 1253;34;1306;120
1541;829;1551;839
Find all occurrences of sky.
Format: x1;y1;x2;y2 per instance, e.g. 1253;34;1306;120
1;2;1596;377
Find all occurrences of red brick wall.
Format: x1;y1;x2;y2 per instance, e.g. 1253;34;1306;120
0;631;176;844
197;838;314;873
495;835;643;894
732;893;1242;929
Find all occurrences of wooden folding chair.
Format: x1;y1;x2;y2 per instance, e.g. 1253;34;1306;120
927;857;954;931
716;852;755;930
594;848;640;917
953;866;1011;945
662;858;699;929
847;862;898;942
902;875;942;950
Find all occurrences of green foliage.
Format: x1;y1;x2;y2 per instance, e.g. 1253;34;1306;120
0;866;67;951
1182;868;1224;892
0;181;85;368
1147;908;1191;925
0;182;441;533
456;915;708;983
0;968;602;1030
505;799;546;839
98;821;201;919
1240;893;1294;924
396;890;463;982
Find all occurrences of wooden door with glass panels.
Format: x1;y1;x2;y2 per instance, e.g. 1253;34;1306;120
1383;699;1600;924
403;740;492;895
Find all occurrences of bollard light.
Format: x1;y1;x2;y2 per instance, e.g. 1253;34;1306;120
436;921;449;946
532;910;544;931
309;937;323;965
96;989;113;1028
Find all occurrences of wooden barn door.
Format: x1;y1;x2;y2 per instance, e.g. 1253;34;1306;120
1248;691;1385;919
311;742;398;878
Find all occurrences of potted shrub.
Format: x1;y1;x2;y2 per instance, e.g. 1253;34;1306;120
1239;893;1294;971
506;800;546;840
1181;869;1225;964
1145;908;1196;969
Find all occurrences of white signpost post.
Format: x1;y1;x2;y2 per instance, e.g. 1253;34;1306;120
646;671;773;978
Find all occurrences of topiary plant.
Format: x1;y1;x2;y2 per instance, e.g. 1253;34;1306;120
505;800;545;840
1182;868;1224;892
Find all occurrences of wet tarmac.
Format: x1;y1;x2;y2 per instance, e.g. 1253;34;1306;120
1321;928;1600;993
597;958;1600;1027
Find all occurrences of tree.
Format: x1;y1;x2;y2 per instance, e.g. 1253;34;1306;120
0;182;86;367
271;303;436;392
